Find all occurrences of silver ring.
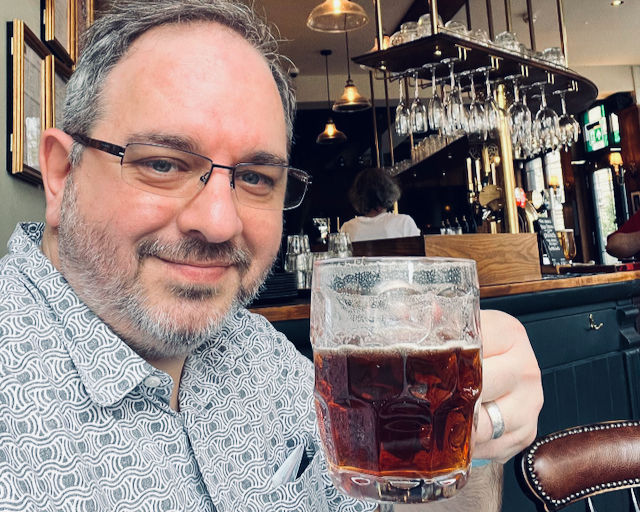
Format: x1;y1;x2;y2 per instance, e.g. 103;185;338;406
484;401;505;440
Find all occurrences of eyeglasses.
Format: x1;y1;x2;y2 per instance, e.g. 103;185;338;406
70;134;312;211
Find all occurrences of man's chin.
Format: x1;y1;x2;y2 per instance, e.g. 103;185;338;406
124;297;238;359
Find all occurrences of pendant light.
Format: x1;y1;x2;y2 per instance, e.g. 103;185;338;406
307;0;369;33
317;50;347;145
333;30;371;112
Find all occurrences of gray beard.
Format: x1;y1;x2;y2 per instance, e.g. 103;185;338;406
57;173;273;359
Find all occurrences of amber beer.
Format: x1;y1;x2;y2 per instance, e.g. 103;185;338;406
314;344;482;493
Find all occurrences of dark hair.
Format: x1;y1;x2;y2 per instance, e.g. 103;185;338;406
348;168;402;215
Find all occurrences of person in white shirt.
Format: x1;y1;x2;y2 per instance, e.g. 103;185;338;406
340;168;421;242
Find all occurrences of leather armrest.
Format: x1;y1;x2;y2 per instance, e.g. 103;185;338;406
521;420;640;511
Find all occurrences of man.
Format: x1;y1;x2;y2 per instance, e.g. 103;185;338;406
0;1;543;511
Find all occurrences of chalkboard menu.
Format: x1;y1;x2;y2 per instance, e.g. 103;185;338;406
536;217;567;266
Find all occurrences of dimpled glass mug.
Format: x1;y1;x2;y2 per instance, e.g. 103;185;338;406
311;257;483;504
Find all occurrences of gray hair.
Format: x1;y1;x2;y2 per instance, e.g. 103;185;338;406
348;167;402;215
61;0;296;166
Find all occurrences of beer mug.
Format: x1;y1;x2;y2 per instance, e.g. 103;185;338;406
311;257;482;504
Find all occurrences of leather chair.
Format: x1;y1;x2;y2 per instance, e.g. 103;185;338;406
519;420;640;511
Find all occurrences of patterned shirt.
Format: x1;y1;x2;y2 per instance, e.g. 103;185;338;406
0;223;375;512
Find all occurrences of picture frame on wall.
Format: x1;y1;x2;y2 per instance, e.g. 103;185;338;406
75;0;95;60
45;55;73;129
631;191;640;215
8;20;50;185
41;0;75;66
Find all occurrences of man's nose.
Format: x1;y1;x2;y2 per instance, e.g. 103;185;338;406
175;169;243;243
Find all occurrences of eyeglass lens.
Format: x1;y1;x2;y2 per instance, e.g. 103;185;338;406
120;143;307;210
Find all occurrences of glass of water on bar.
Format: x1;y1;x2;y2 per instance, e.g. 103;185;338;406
311;257;483;504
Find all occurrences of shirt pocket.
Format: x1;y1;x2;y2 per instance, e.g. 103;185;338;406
244;449;329;512
243;449;375;512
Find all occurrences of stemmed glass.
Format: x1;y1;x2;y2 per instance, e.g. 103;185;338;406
427;65;444;132
395;78;411;137
466;73;486;139
506;76;532;159
443;59;467;135
520;87;539;157
410;71;428;134
556;90;580;150
482;69;500;136
533;83;559;152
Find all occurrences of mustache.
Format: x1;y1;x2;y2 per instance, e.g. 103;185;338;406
137;238;252;275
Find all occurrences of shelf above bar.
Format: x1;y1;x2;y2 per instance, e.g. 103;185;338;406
352;32;598;115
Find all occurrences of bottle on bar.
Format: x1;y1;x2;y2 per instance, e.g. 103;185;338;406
470;215;478;233
454;218;463;235
440;221;447;235
461;215;470;234
445;219;453;235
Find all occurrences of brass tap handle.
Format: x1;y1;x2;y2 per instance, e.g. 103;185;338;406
588;314;603;331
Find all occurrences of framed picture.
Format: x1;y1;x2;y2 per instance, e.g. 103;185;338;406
45;55;72;129
8;20;50;184
631;191;640;215
75;0;95;61
41;0;75;66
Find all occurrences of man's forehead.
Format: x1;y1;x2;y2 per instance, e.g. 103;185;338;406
124;21;260;68
105;21;279;109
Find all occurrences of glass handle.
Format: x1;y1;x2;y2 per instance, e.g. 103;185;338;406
588;314;603;331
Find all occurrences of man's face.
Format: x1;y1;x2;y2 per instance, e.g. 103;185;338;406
55;23;287;359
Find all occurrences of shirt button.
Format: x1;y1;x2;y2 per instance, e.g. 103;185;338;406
144;376;162;388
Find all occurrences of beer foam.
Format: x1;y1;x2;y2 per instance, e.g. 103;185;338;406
315;340;480;357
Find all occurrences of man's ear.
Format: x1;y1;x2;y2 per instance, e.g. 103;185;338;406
40;128;74;229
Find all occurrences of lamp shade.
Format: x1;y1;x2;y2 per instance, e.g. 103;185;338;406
307;0;369;33
333;79;371;112
316;118;347;144
609;152;623;167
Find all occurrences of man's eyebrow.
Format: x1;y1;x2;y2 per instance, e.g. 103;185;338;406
126;132;200;154
243;151;288;166
124;134;288;165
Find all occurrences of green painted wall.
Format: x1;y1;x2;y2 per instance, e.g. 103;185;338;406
1;0;47;256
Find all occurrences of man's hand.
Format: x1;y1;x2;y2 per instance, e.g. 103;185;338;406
474;309;543;463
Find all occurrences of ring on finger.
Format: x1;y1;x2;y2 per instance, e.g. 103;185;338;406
483;400;505;440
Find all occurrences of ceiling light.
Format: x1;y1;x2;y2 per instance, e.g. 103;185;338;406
611;0;623;5
316;118;347;144
333;31;371;112
307;0;369;33
317;50;347;145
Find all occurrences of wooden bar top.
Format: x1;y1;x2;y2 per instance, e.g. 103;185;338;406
249;270;640;323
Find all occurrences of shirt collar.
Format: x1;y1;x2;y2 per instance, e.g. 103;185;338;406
8;223;154;407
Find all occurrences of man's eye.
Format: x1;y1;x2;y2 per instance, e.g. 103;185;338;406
238;171;274;187
145;159;177;173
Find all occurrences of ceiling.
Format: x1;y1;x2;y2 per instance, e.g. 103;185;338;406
254;0;640;99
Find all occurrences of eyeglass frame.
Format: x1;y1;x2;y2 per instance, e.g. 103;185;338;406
68;133;312;211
